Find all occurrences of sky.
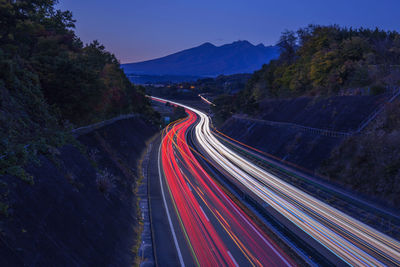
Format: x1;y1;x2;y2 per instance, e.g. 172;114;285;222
57;0;400;63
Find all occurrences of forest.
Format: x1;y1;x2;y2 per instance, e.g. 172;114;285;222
0;0;159;178
212;25;400;123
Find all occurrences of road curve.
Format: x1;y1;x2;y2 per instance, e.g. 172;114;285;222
152;96;400;267
157;99;295;266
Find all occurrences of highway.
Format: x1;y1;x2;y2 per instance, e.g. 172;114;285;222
152;96;400;266
158;105;294;266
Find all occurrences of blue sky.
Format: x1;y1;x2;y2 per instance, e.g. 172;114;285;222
57;0;400;63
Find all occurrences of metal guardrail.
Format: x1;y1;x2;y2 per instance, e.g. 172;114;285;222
2;88;400;160
232;115;352;138
356;87;400;133
1;114;139;161
71;114;138;136
233;86;400;138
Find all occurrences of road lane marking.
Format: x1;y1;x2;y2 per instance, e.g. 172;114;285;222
199;206;209;221
227;251;239;267
186;182;192;191
157;140;185;267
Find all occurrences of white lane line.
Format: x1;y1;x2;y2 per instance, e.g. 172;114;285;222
227;251;239;267
199;206;210;221
186;182;192;191
158;139;185;267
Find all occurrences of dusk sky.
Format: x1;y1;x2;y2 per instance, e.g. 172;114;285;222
57;0;400;63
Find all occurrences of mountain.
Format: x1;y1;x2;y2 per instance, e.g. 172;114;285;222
121;41;280;77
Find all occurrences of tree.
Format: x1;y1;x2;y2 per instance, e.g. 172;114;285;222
277;30;297;63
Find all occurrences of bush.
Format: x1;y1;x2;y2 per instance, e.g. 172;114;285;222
172;106;187;121
96;169;116;195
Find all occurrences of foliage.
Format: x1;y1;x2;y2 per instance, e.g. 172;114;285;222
188;74;251;94
320;100;400;207
96;168;116;196
171;106;187;121
211;90;258;126
145;73;251;98
253;25;400;98
0;0;158;179
214;25;400;117
211;95;235;126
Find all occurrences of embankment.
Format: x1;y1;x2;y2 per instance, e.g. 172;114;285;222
0;116;157;266
219;95;383;171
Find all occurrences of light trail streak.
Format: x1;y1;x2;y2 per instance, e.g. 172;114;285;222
153;96;400;267
159;104;294;266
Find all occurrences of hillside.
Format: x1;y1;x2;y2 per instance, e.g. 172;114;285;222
212;25;400;123
246;25;400;100
0;1;160;264
121;41;280;77
146;73;252;99
212;25;400;208
321;99;400;206
0;116;157;266
218;95;383;171
190;74;252;94
0;0;159;179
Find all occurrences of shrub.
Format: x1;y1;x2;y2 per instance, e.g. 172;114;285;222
96;169;116;195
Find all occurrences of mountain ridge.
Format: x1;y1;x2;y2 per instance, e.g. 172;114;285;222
122;41;280;77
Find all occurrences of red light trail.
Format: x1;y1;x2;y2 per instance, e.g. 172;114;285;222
160;108;294;266
151;96;400;266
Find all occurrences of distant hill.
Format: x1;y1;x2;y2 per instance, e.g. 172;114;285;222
121;41;280;78
125;74;202;84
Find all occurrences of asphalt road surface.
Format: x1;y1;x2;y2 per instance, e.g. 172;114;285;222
158;110;294;266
